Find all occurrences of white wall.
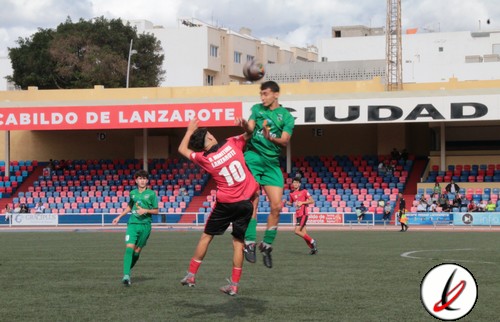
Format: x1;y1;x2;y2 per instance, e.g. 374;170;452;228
148;26;208;87
0;56;13;91
319;31;500;83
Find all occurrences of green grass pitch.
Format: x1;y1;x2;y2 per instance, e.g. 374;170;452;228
0;229;498;321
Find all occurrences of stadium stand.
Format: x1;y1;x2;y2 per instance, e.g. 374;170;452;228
7;159;209;219
6;156;500;224
0;160;38;198
198;154;411;218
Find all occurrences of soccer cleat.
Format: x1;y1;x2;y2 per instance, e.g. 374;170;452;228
259;243;273;268
219;279;239;296
122;275;131;286
310;240;318;255
180;273;196;287
244;242;257;263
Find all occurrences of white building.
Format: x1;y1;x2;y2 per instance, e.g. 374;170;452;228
318;27;500;83
128;18;316;87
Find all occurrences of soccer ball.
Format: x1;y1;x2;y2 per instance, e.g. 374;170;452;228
243;59;265;81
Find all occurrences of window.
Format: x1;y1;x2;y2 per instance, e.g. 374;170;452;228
207;75;214;86
321;57;328;62
438;47;443;52
246;55;254;62
334;30;341;38
492;44;500;54
234;51;242;63
210;45;218;57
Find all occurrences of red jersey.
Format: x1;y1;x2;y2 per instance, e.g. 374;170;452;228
190;135;258;203
289;188;312;217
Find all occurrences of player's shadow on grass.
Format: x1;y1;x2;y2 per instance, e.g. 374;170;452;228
175;297;268;319
130;276;156;283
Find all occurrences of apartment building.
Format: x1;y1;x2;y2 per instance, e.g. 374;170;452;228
128;18;317;87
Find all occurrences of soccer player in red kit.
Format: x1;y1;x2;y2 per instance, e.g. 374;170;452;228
286;177;318;254
178;118;258;296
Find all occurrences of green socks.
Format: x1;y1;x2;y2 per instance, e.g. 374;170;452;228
123;247;134;275
263;227;278;245
131;251;140;269
245;218;258;242
245;220;278;245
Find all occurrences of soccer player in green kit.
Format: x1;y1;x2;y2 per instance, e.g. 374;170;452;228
112;170;159;286
236;80;295;268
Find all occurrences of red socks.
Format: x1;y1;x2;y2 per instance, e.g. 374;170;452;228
303;234;313;248
232;267;242;284
188;258;202;274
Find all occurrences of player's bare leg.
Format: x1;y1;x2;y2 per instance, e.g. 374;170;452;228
295;225;317;255
221;237;244;296
182;233;214;287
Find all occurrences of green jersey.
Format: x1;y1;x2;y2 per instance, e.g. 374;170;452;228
247;103;295;161
127;188;158;224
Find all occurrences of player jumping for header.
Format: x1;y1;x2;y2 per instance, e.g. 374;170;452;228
178;118;258;296
236;80;295;268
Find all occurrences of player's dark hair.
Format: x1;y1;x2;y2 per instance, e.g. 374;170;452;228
261;81;280;93
134;170;149;179
292;177;301;183
188;128;208;151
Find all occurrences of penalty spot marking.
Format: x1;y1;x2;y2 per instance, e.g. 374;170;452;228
401;248;496;265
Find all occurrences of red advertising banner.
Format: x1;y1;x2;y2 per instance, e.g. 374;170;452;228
0;102;242;130
308;213;343;224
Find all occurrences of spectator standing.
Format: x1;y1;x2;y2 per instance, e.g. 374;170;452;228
445;180;460;194
4;204;12;222
433;182;441;195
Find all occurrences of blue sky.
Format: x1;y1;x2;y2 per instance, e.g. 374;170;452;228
1;0;499;56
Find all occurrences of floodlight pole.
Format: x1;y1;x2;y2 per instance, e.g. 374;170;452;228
126;39;134;89
126;39;148;172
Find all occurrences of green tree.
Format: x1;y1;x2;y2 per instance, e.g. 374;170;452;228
7;17;164;89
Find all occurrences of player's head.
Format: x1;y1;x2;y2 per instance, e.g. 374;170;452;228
134;170;149;180
260;81;280;108
189;128;217;151
292;177;301;190
261;81;280;93
134;170;149;188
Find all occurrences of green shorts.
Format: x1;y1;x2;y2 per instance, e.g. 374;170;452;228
244;150;284;187
125;223;151;248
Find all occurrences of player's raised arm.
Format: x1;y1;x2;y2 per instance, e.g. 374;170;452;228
235;117;255;135
178;118;199;158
